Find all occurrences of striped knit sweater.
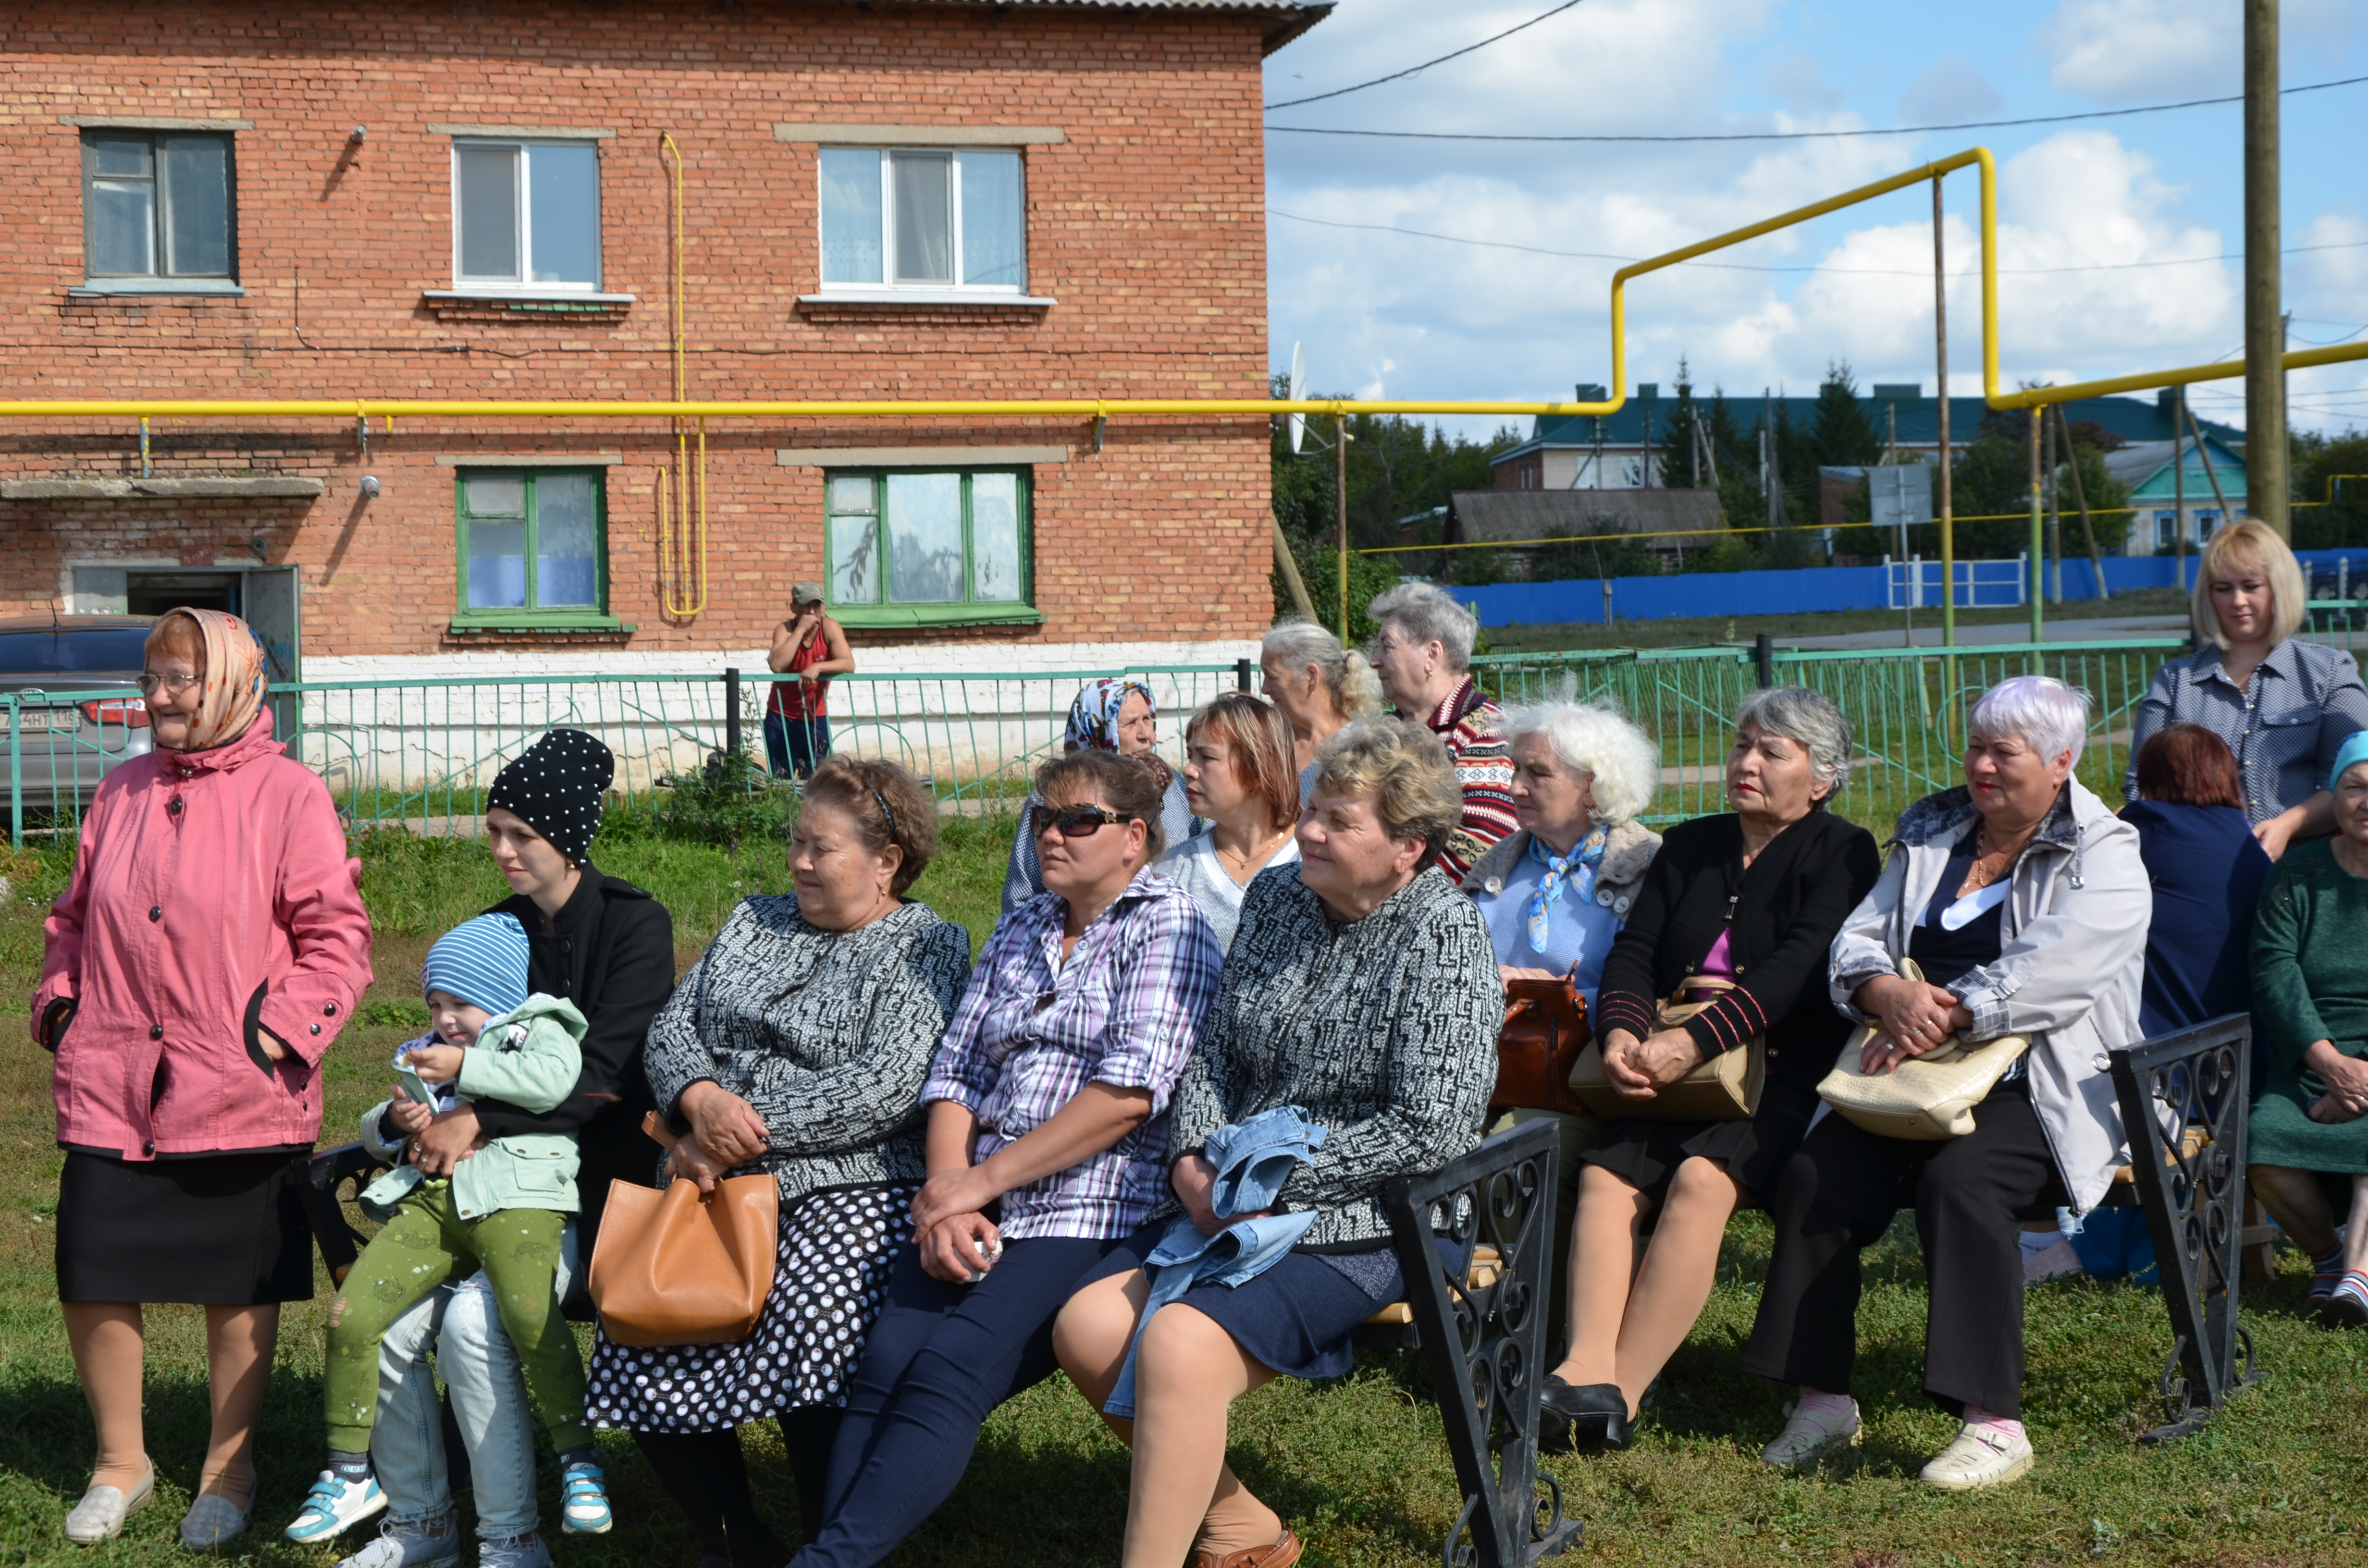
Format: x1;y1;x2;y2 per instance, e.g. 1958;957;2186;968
641;894;974;1207
1423;676;1517;882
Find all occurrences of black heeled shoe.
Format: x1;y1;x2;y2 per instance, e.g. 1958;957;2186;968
1540;1376;1634;1453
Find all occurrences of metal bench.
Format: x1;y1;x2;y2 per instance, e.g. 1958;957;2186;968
2105;1013;2261;1444
297;1140;389;1287
1354;1118;1577;1568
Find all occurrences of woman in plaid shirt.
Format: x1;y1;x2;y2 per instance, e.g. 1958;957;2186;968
786;748;1221;1568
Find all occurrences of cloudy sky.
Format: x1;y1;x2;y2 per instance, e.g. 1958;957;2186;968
1259;0;2368;438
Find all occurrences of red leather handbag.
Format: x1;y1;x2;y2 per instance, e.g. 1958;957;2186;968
1489;975;1594;1117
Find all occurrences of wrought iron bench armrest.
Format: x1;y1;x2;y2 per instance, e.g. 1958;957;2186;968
302;1140;391;1286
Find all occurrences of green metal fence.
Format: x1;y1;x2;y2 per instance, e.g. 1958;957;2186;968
2;638;2201;846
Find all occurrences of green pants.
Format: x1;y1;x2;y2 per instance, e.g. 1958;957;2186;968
325;1182;587;1455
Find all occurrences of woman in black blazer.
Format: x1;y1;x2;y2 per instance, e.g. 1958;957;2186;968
1542;686;1879;1451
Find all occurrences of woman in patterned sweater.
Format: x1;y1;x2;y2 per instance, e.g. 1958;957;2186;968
583;758;972;1568
1053;719;1502;1568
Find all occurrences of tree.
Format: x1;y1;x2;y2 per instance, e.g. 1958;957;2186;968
2294;430;2368;550
1810;361;1883;467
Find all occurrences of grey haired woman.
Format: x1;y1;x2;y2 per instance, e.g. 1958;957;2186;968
1259;618;1385;791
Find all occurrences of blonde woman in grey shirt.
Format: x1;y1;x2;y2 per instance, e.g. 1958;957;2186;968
1157;694;1301;952
2128;520;2368;860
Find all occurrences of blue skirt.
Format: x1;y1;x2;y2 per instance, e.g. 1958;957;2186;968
1084;1223;1445;1383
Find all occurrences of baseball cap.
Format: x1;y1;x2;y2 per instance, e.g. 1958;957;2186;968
791;581;826;607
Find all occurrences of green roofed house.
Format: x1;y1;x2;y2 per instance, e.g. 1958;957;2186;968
2102;434;2249;557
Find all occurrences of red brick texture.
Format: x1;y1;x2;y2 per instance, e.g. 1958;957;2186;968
0;1;1283;657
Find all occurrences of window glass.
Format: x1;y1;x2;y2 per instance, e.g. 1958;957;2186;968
468;520;529;609
959;151;1024;289
828;513;882;604
465;473;526;516
159;136;231;276
971;473;1023;601
820;149;883;284
0;630;155;674
828;474;876;514
86;137;155;276
457;145;520;280
535;474;600;606
528;143;600;285
886;473;963;601
891;153;952;283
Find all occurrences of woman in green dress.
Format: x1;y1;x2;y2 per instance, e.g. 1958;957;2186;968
2248;731;2368;1326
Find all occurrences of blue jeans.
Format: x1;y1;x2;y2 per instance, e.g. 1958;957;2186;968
789;1236;1120;1568
764;712;831;780
371;1225;579;1541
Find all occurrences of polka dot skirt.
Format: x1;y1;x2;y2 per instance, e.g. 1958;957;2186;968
586;1182;914;1433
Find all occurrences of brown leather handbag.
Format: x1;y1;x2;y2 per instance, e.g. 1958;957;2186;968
586;1113;779;1347
1489;975;1595;1117
1567;978;1764;1122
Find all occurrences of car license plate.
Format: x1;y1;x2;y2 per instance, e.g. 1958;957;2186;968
8;707;78;732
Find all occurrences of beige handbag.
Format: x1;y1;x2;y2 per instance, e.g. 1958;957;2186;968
586;1113;779;1347
1568;977;1764;1122
1818;958;2029;1140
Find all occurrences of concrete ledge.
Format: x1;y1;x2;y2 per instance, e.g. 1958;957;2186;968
436;454;624;467
428;123;615;140
61;115;253;131
773;123;1064;145
798;291;1054;307
0;477;326;500
777;446;1070;467
421;290;635;305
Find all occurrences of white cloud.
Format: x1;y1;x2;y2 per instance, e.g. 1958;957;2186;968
2038;0;2355;104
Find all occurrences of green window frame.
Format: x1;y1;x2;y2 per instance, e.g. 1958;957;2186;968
824;467;1041;628
449;468;627;632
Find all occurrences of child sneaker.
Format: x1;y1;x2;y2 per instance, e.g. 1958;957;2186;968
1760;1398;1861;1469
284;1470;386;1543
558;1459;613;1536
1920;1421;2035;1491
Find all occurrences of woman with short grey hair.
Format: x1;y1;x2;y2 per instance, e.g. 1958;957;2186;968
1260;619;1385;789
1365;582;1515;879
1541;686;1879;1456
1745;675;2149;1492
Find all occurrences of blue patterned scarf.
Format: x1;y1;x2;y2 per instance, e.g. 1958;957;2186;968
1526;824;1609;953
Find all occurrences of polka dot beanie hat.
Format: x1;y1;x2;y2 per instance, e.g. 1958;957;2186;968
488;728;614;866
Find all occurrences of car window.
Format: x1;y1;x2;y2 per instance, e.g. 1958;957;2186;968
0;630;152;674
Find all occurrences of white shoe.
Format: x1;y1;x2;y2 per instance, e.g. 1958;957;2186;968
179;1490;253;1550
284;1470;387;1542
1920;1421;2035;1491
1760;1398;1862;1469
477;1531;552;1568
63;1462;154;1545
336;1511;463;1568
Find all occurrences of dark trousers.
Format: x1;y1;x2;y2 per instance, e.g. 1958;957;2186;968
790;1235;1120;1568
764;711;831;780
1741;1086;2060;1418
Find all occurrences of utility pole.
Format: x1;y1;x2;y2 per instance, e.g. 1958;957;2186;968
1763;390;1780;538
1642;406;1654;488
2045;407;2063;603
2056;406;2111;603
1935;175;1955;655
2245;0;2289;536
2028;405;2045;647
2173;388;2189;591
1334;413;1350;642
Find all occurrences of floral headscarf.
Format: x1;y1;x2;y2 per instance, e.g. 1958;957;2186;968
1064;678;1174;793
154;607;269;752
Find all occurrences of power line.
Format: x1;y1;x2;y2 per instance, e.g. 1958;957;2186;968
1263;0;1585;112
1266;71;2368;144
1267;208;2368;277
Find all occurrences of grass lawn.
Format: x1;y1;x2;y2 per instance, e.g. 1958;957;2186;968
0;810;2364;1567
1485;588;2197;653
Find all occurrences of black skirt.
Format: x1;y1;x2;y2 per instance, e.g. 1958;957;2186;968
1576;1078;1823;1208
55;1149;315;1304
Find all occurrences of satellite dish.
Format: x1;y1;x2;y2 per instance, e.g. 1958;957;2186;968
1287;341;1307;455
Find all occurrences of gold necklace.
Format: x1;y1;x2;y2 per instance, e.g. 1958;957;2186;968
1217;827;1290;872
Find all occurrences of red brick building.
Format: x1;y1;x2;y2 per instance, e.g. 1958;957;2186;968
0;0;1323;680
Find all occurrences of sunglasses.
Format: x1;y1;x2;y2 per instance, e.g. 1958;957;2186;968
1029;804;1137;840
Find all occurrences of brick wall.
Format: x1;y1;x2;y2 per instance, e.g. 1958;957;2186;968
0;1;1281;661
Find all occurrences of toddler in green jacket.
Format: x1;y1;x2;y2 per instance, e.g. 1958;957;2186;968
285;912;615;1551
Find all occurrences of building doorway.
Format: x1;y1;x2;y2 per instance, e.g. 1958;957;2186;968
125;572;243;617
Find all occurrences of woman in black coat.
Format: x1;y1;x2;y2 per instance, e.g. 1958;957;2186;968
1541;687;1879;1451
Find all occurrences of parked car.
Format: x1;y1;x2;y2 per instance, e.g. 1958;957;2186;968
0;615;155;818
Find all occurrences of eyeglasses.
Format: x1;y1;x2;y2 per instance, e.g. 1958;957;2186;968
137;672;200;696
1029;804;1136;840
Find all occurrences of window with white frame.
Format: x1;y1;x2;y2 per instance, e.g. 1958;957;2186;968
818;148;1025;293
452;141;602;289
2195;510;2220;542
2155;511;2179;550
82;131;235;282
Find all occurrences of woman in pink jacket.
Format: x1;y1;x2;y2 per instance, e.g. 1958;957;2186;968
34;608;373;1550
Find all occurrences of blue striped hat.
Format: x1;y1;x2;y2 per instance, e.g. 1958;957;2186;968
421;913;530;1019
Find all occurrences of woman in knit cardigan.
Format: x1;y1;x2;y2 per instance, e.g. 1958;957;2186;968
1051;719;1502;1568
582;758;972;1567
1541;686;1879;1453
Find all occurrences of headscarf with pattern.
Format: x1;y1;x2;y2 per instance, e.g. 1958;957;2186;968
154;607;270;753
1064;678;1174;793
1526;821;1610;955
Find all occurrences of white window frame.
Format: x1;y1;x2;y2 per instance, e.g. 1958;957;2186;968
449;139;602;294
814;145;1030;300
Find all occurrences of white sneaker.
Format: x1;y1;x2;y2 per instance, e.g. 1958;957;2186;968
1920;1421;2035;1491
336;1511;463;1568
63;1463;154;1545
477;1530;553;1568
284;1470;387;1543
1760;1398;1862;1469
